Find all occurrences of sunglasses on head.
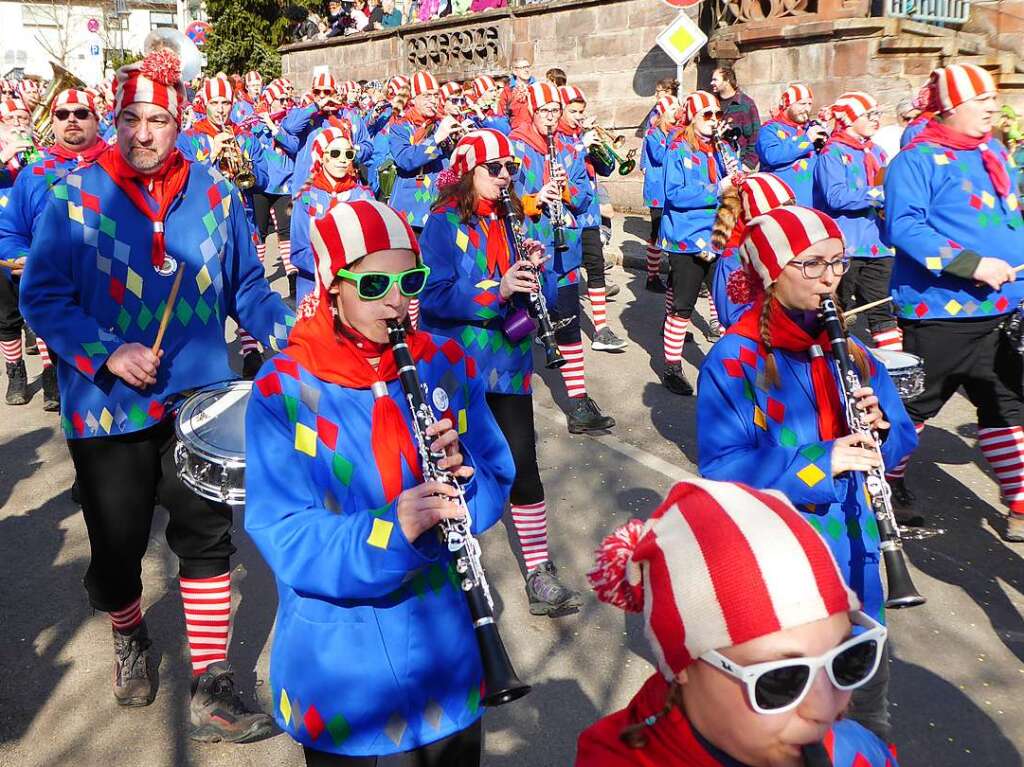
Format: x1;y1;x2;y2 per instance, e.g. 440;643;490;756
335;266;431;300
327;147;356;161
700;611;886;715
482;159;520;177
54;108;92;121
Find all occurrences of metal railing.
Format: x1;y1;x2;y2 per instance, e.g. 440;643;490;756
885;0;971;24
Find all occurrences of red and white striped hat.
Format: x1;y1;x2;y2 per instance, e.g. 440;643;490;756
311;71;338;93
740;206;844;287
114;49;186;125
410;71;439;99
654;96;679;117
342;79;360;95
559;85;586;106
779;83;813;111
51;88;99;118
202;75;233;104
440;81;462;100
928;63;997;113
682;90;719;124
831;91;878;127
310;200;420;290
589;478;859;679
310;124;354;169
261;81;288;107
446;128;514;180
17;80;40;98
527;82;561;112
270;77;294;94
0;97;27;118
245;70;263;87
738;173;796;221
386;75;410;97
472;75;497;95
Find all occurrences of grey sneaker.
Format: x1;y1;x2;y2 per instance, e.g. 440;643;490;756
190;662;274;743
112;622;155;707
592;327;628;352
525;561;582;617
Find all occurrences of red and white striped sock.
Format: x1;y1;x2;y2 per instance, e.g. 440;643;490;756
705;293;720;328
872;327;903;350
511;501;549;572
664;314;689;364
588;288;608;332
557;341;587;398
255;241;267;263
237;330;261;355
0;338;22;364
278;238;297;275
408;298;421;329
886;422;924;481
109;596;143;635
979;426;1024;514
645;244;661;278
180;572;231;676
37;338;52;369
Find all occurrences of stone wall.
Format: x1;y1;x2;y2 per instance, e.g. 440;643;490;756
963;0;1024;55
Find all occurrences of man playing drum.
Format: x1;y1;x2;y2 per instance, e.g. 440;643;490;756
19;48;293;740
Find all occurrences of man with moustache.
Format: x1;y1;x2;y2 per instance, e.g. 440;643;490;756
756;84;828;206
19;48;292;741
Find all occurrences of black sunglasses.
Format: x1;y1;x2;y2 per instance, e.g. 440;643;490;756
483;160;521;177
327;148;356;160
54;108;92;121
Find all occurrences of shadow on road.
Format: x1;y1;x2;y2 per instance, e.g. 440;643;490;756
0;427;51;509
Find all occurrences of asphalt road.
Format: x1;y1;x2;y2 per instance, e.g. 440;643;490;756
1;218;1022;767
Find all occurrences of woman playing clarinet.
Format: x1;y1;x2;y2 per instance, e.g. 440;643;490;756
244;200;514;766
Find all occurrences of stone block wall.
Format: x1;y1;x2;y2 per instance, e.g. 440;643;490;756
963;0;1024;55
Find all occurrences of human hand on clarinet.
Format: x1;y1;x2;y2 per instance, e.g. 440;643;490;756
500;259;540;300
830;433;882;476
972;257;1016;290
851;385;889;432
105;343;163;388
537;164;566;205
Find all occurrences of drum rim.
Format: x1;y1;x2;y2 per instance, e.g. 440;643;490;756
175;379;252;464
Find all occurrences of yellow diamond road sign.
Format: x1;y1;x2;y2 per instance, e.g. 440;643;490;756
656;12;708;66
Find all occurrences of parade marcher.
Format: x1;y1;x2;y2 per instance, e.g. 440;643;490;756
578;478;899;767
245;199;515;765
756;84;827;206
813;91;900;350
291;125;375;303
639;77;679;137
0;88;108;410
709;65;761;171
19;48;293;740
557;85;627;352
498;59;536;133
511;82;615;433
17;79;41;113
658;91;732;396
696;206;918;738
419;128;583;616
639;95;678;293
366;78;408;196
466;75;511;135
884;63;1024;542
228;70;260;125
899;84;933;149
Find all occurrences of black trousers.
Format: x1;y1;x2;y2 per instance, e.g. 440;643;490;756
837;258;897;333
649;208;662;244
0;273;24;342
486;392;544;506
899;315;1023;427
252;192;292;241
580;227;605;289
551;281;582;345
667;252;714;319
303;719;482;767
67;417;236;612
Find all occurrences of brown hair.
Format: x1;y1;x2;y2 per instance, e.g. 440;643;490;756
432;169;525;224
619;680;685;749
546;68;567;87
656;77;680;98
714;65;738;89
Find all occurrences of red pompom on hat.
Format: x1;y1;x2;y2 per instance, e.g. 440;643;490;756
741;205;844;288
588;479;860;680
114;48;185;125
927;63;997;113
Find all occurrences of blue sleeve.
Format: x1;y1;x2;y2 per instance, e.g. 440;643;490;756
419;215;504;324
480;115;511;134
814;148;880;212
390;123;443;172
641;130;665;171
242;134;270;191
0;171;39;261
274;127;300;156
176;133;203;163
280;105;316;144
350;113;373;164
757;125;812;168
565;150;593;215
663;148;717;212
289;196;314;277
860;342;918;468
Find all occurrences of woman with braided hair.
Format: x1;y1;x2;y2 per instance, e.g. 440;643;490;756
695;206;917;741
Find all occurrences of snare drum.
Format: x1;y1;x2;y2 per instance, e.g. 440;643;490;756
174;380;252;505
870;348;925;401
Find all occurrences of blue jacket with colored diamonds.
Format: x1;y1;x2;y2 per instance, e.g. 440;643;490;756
0;149;81;263
281;105;373;208
756;119;818;206
244;337;515;757
697;328;917;622
20;159;294;439
658;133;725;255
418;200;558;396
813;139;892;259
387;120;450;229
884;135;1024;321
557;129;614;230
251;120;299;197
641;126;670;209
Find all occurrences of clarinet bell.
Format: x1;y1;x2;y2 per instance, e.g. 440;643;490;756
544;343;567;370
476;621;532;707
881;549;927;609
552;228;569;254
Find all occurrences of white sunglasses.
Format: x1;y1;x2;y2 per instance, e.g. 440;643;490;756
700;611;887;715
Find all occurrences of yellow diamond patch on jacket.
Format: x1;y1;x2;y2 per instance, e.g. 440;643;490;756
945;299;962;315
368;518;394;549
295;423;317;457
797;464;826;487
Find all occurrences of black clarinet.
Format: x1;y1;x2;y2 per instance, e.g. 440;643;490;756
386;320;532;706
801;742;832;767
544;129;570;254
498;186;566;370
819;297;926;609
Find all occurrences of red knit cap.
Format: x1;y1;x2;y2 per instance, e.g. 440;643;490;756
410;71;439;99
201;75;233;104
588;478;859;680
472;75;497;96
387;75;410;97
528;82;560;112
261;82;288;107
779;83;813;111
271;77;293;94
740;206;844;288
928;63;997;113
310;125;354;169
1;97;28;118
654;96;679;118
17;80;40;98
446;128;514;180
311;71;338;93
559;85;586;106
738;173;796;221
831;91;878;127
342;80;360;95
245;70;263;87
682;90;718;125
114;49;186;125
51;88;99;118
440;81;462;100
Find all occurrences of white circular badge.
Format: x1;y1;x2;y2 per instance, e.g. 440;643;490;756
432;387;449;412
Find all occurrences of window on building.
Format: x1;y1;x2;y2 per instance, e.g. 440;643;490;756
150;11;178;30
106;15;129;31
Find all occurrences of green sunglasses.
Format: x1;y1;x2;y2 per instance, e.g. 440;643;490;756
335;265;431;300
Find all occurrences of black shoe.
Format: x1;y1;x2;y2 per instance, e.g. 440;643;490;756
706;320;723;342
567;396;615;434
5;360;28;405
525;561;582;617
23;328;38;355
41;365;59;412
190;662;274;743
605;282;621;299
646;276;667;294
242;350;263;381
663;362;694;396
112;621;155;707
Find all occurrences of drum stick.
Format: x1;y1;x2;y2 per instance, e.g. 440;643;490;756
151;266;185;356
843;296;893;321
0;258;22;270
1013;263;1024;274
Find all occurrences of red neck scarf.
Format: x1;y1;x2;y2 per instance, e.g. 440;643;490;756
190;117;236;138
49;139;107;165
906;119;1011;198
511;122;550;157
772;111;804;130
96;144;190;270
312;168;358;195
826;129;881;185
285;289;426;503
400;105;438;144
475;197;512;276
692;132;720;184
728;297;846;440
